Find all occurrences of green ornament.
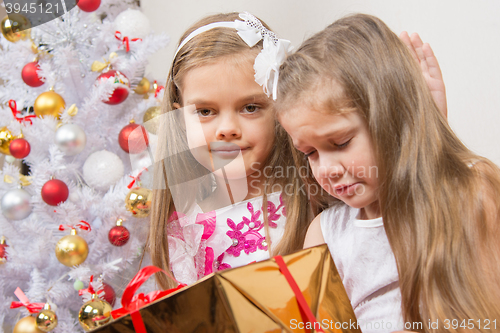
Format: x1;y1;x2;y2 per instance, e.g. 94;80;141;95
73;279;84;291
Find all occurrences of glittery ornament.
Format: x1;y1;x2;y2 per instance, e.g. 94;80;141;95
96;70;129;105
41;179;69;206
34;91;65;118
82;150;124;191
142;106;161;134
78;294;112;331
0;238;8;264
101;282;116;307
0;126;16;155
1;14;31;43
125;187;152;218
114;9;151;40
108;219;130;246
55;124;86;156
1;188;32;220
55;228;88;267
22;62;44;87
9;138;31;159
118;120;149;154
35;303;58;332
77;0;101;12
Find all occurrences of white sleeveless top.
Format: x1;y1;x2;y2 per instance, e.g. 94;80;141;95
168;192;286;285
320;204;404;332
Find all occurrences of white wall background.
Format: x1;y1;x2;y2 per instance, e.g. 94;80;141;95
141;0;500;166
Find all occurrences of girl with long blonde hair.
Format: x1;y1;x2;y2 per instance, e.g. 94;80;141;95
277;13;500;333
148;12;317;289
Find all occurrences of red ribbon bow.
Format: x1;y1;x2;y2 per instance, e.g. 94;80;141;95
10;287;45;314
153;81;164;98
111;266;186;333
78;275;99;297
115;31;142;53
59;220;92;232
9;100;35;125
127;167;148;189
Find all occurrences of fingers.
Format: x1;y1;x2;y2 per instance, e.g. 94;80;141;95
399;31;418;63
422;42;443;79
409;33;429;73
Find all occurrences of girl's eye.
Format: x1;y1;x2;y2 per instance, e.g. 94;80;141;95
242;105;259;114
304;150;316;159
335;139;351;149
196;109;213;117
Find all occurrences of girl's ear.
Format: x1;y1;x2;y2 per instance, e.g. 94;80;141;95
173;103;182;110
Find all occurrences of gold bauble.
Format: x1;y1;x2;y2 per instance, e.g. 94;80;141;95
13;315;44;333
134;77;150;95
55;229;88;267
0;126;16;155
78;295;113;332
34;91;65;118
125;187;152;218
142;106;162;134
35;304;58;332
1;14;31;43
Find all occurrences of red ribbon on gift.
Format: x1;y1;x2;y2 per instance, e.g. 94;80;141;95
10;287;45;314
59;220;91;232
111;266;186;333
275;255;326;333
9;100;35;125
115;31;142;53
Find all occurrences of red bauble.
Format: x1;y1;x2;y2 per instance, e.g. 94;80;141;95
0;243;7;260
108;225;130;246
9;138;31;159
21;61;44;87
41;179;69;206
77;0;101;12
102;282;116;307
118;122;149;154
97;70;130;105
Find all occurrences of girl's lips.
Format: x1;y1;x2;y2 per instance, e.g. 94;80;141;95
211;147;248;158
335;183;360;196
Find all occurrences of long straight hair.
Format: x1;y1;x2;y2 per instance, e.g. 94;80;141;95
148;13;315;289
277;13;500;332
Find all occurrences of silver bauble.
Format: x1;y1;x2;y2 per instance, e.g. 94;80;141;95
55;124;86;156
1;188;32;220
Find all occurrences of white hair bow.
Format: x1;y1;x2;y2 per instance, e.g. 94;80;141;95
173;12;293;100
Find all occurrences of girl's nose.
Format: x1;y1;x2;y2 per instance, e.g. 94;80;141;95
313;157;345;179
215;113;242;140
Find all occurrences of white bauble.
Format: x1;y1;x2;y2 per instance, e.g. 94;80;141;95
83;150;124;191
114;9;151;39
55;124;87;156
5;155;15;163
1;188;32;220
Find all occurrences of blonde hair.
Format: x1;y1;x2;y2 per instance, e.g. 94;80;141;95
277;13;500;332
148;13;314;289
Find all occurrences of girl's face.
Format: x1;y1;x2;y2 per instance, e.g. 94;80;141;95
176;55;275;180
279;105;381;219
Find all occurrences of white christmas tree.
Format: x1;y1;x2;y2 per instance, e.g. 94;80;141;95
0;0;168;331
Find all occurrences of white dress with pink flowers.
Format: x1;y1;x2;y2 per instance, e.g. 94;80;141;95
167;192;286;285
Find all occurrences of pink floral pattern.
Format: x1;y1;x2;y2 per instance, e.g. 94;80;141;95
168;193;286;284
224;194;285;259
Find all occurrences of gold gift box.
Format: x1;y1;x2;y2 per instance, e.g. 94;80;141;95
94;244;360;333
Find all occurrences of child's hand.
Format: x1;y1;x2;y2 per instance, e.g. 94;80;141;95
400;31;447;119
